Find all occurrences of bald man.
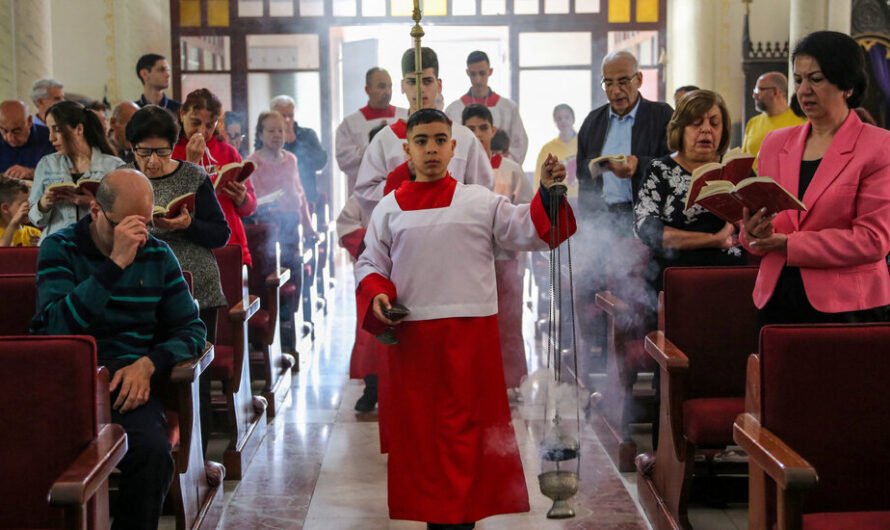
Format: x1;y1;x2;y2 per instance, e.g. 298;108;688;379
109;101;140;163
0;100;55;179
33;168;207;530
742;72;806;162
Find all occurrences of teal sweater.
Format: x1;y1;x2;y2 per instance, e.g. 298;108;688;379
32;216;206;374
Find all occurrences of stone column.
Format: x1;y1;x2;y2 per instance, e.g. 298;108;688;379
12;0;54;103
666;0;718;93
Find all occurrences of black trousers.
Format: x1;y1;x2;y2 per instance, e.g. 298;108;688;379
103;360;175;530
199;307;218;455
758;267;890;328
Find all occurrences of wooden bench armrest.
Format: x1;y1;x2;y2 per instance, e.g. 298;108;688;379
228;295;260;323
265;266;291;288
644;331;689;372
170;343;214;384
49;423;128;506
595;291;631;316
733;413;818;491
302;248;314;263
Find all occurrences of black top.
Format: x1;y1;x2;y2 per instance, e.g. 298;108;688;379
799;158;821;198
635;155;746;288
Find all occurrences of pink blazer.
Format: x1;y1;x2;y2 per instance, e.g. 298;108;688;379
743;111;890;313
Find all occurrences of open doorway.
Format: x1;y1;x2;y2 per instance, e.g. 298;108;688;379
328;24;510;208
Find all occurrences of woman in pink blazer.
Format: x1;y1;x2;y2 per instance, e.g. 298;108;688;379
743;31;890;325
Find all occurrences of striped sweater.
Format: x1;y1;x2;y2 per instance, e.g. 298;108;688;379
31;216;206;374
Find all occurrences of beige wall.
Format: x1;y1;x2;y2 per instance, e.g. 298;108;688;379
0;0;170;110
51;0;171;106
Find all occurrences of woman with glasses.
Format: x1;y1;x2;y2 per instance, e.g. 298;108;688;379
29;100;124;242
126;105;229;342
223;111;247;159
173;88;257;267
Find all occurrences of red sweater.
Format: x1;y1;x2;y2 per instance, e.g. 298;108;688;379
173;135;257;267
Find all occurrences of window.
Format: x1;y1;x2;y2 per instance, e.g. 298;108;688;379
180;36;231;71
238;0;262;16
519;32;592;67
247;34;320;70
362;0;386;16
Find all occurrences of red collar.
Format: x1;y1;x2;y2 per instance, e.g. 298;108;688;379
490;153;503;169
460;90;500;107
390;119;407;140
394;174;456;211
384;161;412;195
360;105;397;120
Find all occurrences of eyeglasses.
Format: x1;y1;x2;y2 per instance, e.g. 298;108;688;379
133;146;173;158
753;86;777;95
227;132;245;142
601;72;639;90
100;205;154;230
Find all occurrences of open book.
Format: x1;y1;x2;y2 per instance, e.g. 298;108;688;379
153;192;196;219
213;160;255;190
694;177;806;223
47;178;102;196
684;148;756;210
587;154;627;176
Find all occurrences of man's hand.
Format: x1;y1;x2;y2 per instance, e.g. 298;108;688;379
222;180;247;206
109;215;150;269
109;357;156;413
186;133;206;164
153;206;192;231
372;293;398;326
540;153;567;188
607;155;638;179
5;165;35;180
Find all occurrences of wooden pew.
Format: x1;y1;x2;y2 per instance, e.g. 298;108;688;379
734;323;890;530
592;290;656;472
314;204;335;315
637;266;759;530
242;224;296;418
0;336;127;530
299;224;319;351
211;245;268;480
0;273;223;530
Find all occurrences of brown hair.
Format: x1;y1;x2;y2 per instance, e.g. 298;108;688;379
0;174;30;204
666;89;732;156
253;110;285;149
181;88;223;118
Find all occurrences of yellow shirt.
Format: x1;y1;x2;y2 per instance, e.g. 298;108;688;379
0;224;42;247
534;135;578;198
742;108;807;172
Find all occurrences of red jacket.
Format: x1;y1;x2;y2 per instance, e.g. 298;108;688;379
173;135;257;267
742;111;890;312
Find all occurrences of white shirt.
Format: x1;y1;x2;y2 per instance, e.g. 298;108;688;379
445;91;529;165
335;105;408;196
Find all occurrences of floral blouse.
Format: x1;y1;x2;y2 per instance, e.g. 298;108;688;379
635;155;744;264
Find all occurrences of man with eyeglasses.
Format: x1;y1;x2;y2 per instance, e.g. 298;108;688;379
32;167;206;530
0;100;55;180
741;72;805;164
575;50;673;369
336;67;408;197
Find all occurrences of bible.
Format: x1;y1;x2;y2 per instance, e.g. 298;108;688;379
684;148;756;210
694;177;806;223
587;154;627;175
152;192;196;219
212;160;255;190
47;178;102;196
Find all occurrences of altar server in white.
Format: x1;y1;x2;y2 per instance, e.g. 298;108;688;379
445;50;529;165
335;67;407;195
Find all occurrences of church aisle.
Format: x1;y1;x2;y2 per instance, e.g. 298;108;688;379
211;258;649;529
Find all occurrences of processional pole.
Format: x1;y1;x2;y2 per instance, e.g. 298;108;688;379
411;0;424;111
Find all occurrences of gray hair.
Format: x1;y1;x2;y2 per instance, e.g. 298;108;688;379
601;51;639;73
269;95;296;110
30;78;64;104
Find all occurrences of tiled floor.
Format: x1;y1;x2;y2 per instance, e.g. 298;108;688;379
163;256;746;529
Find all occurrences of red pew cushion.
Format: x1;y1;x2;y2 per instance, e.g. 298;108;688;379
682;397;744;447
626;339;656;373
166;411;181;448
209;344;234;381
803;511;890;530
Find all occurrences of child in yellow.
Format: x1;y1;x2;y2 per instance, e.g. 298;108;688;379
0;175;41;246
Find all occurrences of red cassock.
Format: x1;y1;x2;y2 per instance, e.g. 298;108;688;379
356;175;575;523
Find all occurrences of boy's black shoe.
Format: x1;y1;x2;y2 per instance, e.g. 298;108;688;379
354;374;378;413
427;524;475;530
